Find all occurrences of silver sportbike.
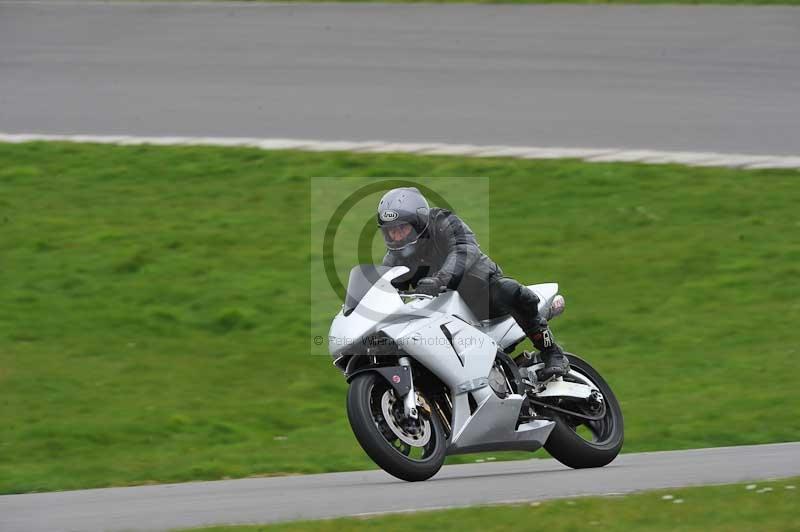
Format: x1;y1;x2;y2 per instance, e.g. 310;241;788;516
329;265;623;481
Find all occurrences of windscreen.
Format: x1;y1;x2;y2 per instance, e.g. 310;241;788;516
343;265;394;316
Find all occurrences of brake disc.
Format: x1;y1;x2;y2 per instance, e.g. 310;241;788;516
380;391;431;447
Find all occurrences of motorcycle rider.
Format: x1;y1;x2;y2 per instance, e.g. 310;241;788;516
378;187;570;379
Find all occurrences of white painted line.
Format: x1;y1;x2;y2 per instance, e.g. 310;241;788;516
418;144;485;156
302;141;374;152
636;152;729;165
355;142;442;154
469;146;549;158
585;150;678;163
519;148;618;160
0;133;797;170
688;155;780;168
745;157;800;169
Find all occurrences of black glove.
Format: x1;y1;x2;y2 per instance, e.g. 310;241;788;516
415;277;444;297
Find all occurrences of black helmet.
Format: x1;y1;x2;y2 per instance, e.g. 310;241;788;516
376;187;430;252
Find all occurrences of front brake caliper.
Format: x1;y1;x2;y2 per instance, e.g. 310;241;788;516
415;392;432;416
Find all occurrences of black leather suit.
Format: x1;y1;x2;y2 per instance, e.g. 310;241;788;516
382;208;547;338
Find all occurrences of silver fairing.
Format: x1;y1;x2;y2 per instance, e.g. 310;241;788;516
329;266;556;454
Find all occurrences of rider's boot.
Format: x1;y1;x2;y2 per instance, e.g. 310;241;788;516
526;321;570;379
539;343;569;380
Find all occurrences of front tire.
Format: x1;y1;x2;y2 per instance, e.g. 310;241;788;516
347;372;447;482
543;353;624;468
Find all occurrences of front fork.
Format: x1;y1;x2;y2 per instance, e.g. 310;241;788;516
398;357;418;420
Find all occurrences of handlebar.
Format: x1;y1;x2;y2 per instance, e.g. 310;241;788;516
398;288;452;300
398;291;436;300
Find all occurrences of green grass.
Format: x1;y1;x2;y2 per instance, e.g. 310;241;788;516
179;477;800;532
1;141;799;495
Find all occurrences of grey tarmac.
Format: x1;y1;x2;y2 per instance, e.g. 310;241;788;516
1;442;799;532
1;1;799;155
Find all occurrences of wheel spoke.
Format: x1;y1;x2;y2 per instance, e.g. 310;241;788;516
397;441;411;456
552;366;617;446
368;386;436;462
583;419;603;441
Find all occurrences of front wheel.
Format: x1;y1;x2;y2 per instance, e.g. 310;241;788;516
542;353;624;468
347;372;447;482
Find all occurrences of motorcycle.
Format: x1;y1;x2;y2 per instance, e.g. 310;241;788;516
328;264;623;482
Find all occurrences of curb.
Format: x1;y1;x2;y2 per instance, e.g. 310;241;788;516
1;133;798;169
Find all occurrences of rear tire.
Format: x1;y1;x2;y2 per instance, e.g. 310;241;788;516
347;372;447;482
543;353;624;468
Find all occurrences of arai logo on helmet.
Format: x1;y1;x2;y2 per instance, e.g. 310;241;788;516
380;210;399;222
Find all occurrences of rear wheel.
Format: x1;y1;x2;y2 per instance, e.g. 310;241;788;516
347;371;447;482
542;353;624;468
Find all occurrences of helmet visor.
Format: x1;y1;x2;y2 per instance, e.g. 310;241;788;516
381;222;420;250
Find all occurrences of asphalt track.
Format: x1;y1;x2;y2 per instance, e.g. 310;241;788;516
2;442;800;532
1;1;799;155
